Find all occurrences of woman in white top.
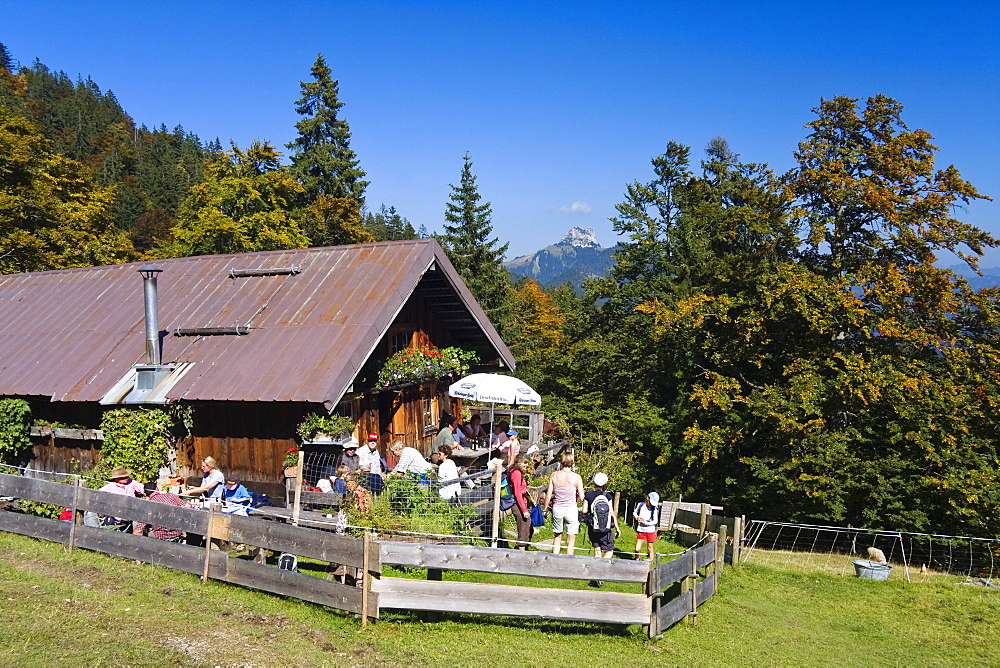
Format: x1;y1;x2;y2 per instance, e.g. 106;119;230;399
184;456;225;501
436;445;460;500
543;452;585;555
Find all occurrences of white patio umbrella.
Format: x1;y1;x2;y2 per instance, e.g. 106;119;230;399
448;373;541;406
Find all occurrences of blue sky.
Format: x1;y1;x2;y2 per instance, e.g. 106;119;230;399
4;1;999;262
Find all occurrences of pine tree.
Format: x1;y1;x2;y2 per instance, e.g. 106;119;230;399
439;153;513;336
287;54;368;205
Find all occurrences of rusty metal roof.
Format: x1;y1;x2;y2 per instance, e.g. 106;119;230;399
0;239;514;406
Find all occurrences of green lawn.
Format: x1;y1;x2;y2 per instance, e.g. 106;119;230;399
1;530;997;666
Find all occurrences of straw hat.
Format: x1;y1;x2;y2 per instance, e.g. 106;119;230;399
109;466;132;480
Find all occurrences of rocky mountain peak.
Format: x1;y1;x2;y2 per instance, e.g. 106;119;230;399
559;227;600;248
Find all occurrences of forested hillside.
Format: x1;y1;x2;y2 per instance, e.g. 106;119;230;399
2;42;998;540
0;44;425;275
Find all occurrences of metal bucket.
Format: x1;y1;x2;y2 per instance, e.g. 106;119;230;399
853;559;892;581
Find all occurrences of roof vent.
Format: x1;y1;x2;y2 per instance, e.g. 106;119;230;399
229;266;300;278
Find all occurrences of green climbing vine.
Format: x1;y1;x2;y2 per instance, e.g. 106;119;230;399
96;408;173;483
0;398;31;464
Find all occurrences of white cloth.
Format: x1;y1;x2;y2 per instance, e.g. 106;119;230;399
392;446;432;475
437;458;460;499
316;478;333;493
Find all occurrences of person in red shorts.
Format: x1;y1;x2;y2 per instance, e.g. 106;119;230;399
633;491;660;560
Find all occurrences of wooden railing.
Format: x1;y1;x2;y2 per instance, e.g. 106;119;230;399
0;471;726;635
0;473;378;620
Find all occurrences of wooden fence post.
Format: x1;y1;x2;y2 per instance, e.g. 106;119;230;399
490;466;502;548
361;532;371;627
202;504;215;582
731;516;742;565
291;450;304;527
699;503;708;538
67;475;82;552
717;525;728;577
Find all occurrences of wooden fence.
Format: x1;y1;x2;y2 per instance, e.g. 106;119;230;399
0;471;728;635
662;502;745;564
0;472;379;621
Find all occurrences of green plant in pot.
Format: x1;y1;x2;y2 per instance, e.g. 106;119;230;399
296;412;355;442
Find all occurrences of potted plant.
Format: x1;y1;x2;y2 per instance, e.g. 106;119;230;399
282;447;300;477
296;412;355;442
376;346;479;388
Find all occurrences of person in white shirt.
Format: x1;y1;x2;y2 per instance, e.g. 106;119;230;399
358;433;383;474
388;439;432;476
436;445;460;500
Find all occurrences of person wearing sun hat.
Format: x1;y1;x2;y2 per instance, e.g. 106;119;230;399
633;491;661;560
334;436;361;473
96;466;145;531
98;466;145;498
583;472;620;566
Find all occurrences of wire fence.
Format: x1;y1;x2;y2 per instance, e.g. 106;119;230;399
743;520;1000;587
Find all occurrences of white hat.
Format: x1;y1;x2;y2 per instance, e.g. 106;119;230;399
343;437;359;449
647;491;660;505
593;472;608;487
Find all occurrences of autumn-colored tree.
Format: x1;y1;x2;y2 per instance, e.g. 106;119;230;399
638;97;1000;536
507;279;565;388
0;105;135;273
298;195;374;247
163;141;309;257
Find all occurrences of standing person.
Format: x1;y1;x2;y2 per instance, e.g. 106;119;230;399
508;455;532;550
583;472;620;587
544;452;585;555
501;429;521;464
437;445;460;500
182;457;225;501
358;433;383;474
634;491;660;560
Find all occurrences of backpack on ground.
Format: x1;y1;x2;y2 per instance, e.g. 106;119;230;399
590;493;613;531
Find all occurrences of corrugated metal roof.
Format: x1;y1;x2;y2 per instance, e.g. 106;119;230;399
0;239;514;406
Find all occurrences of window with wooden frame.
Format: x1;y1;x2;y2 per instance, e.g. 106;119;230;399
390;331;413;354
421;385;438;435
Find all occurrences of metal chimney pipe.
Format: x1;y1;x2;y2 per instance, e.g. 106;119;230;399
137;266;163;365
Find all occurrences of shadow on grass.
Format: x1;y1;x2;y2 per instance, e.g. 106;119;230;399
379;609;641;637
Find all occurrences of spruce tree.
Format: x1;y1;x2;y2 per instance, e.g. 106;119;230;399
287;54;368;205
440;153;513;336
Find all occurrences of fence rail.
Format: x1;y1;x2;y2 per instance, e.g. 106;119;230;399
0;470;729;635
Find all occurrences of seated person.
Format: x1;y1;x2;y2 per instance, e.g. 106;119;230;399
490;420;511;447
332;464;350;494
135;483;187;541
388;439;432;476
460;414;488;445
222;477;252;505
334;438;361;473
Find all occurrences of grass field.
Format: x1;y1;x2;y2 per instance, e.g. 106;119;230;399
1;530;998;666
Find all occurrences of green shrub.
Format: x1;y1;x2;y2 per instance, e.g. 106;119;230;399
96;408;173;483
0;398;31;464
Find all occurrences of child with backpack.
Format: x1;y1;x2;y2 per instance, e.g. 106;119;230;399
582;472;620;587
